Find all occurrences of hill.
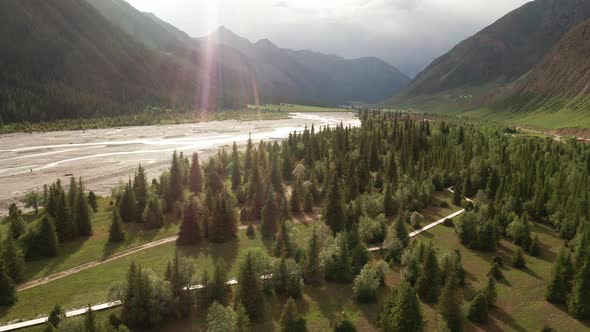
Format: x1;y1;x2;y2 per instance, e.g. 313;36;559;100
203;26;411;104
388;0;590;110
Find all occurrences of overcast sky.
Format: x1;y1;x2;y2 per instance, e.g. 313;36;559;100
126;0;531;77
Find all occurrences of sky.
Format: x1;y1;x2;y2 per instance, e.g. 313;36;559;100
126;0;531;77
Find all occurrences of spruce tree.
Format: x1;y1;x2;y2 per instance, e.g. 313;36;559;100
133;165;148;221
483;276;497;307
290;179;302;213
324;177;345;233
380;281;423;332
303;186;313;213
169;151;184;203
87;191;98;212
302;228;323;285
231;143;242;191
144;196;164;229
452;184;462;206
487;262;503;280
438;276;463;332
270;153;283;193
383;183;396;217
48;304;65;328
415;244;441;303
546;248;572;304
568;260;590;320
0;267;16;306
1;236;25;282
119;183;137;223
109;210;126;243
513;248;526;269
178;200;200;245
235;304;252;332
55;193;76;242
84;305;97;332
467;293;488;324
75;189;92;236
210;191;238;243
280;298;306;332
29;217;59;258
191;153;204;194
237;250;264;321
261;186;278;239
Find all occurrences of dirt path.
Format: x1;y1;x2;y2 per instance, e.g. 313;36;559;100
16;236;178;292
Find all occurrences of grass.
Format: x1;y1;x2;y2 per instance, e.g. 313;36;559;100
2;198;182;282
414;222;589;331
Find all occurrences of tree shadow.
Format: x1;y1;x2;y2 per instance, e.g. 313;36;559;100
522;266;543;280
23;236;88;280
489;306;527;332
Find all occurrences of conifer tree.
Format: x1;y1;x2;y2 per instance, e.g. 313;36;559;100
303;186;313;213
75;189;92;236
270;153;283;193
8;215;26;240
169;151;184;203
191;153;203;194
415;244;441;303
28;217;59;258
290;179;302;213
144;196;164;229
48;305;65;328
68;177;78;213
109;210;126;243
380;281;423;332
467;293;488;324
84;305;97;332
133;165;148;221
178;200;200;245
210;191;238;242
55;193;76;242
513;248;526;269
394;216;409;248
0;264;16;306
237;250;264;321
383;183;396;217
546;248;572;304
87;191;98;213
487;262;503;280
324;177;345;233
302;228;323;285
439;276;463;332
231;143;241;191
280;298;306;332
452;184;462;206
483;276;497;307
261;186;278;238
235;304;251;332
119;183;137;223
568;259;590;320
1;236;25;282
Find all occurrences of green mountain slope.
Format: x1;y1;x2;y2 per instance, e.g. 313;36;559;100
388;0;590;110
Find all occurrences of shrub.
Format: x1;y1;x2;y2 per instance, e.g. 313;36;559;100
513;248;526;269
487;262;503;280
246;224;255;238
353;263;383;303
442;218;453;227
467;293;488;324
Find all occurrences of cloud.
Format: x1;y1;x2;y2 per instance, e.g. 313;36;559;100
274;1;288;8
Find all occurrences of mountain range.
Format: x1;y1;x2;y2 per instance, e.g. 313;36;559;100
0;0;409;123
387;0;590;126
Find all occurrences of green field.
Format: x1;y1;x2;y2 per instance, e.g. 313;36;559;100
251;103;352;113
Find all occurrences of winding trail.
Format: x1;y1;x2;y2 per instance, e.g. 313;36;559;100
2;189;469;331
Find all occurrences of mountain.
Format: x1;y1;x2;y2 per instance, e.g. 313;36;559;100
202;27;411;104
492;18;590;114
389;0;590;109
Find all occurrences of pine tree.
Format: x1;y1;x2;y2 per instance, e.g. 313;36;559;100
383;183;396;217
290;179;302;213
28;217;59;258
394;216;409;248
84;305;97;332
513;248;526;269
280;298;306;332
380;281;423;332
452;184;462;206
48;305;65;328
210;191;238;242
68;177;78;213
133;165;148;221
438;276;463;332
483;276;497;307
270;152;283;193
75;189;92;236
324;177;345;233
303;186;313;213
261;186;278;239
1;236;25;282
109;210;126;243
237;250;264;321
487;262;503;280
546;248;572;304
191;153;204;194
119;183;136;223
302;228;323;285
568;260;590;320
0;260;16;306
144;196;164;229
235;304;252;332
87;191;98;213
169;151;184;203
415;244;441;303
467;293;488;324
55;193;76;242
178;200;201;245
231;143;242;191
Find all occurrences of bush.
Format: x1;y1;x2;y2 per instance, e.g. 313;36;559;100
440;201;450;208
334;315;356;332
442;218;453;227
487;262;503;280
246;224;255;238
513;248;526;269
492;256;503;267
358;214;386;244
353;263;384;303
410;212;424;229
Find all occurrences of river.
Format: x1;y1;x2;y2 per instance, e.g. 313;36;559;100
0;112;359;212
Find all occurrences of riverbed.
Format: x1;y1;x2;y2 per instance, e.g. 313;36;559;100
0;112;359;213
